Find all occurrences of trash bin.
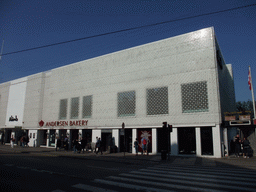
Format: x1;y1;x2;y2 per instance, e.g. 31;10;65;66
161;150;167;160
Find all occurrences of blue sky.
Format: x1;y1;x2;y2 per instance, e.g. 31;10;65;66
0;0;256;102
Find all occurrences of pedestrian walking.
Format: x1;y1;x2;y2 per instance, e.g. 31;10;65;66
20;136;24;147
134;138;138;156
56;138;61;151
96;137;102;155
81;137;87;153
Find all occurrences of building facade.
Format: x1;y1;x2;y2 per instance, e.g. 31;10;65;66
0;27;236;158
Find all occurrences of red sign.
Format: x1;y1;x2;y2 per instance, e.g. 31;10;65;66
254;119;256;125
224;116;236;121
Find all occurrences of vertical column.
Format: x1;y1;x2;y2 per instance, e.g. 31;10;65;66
152;128;157;155
55;129;60;147
46;129;50;147
196;127;201;156
92;129;101;153
212;125;222;158
92;129;101;142
171;127;178;155
112;129;119;152
66;129;71;150
78;129;82;141
223;127;229;156
132;128;137;154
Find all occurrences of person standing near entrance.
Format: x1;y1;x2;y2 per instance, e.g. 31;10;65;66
234;134;241;157
81;137;87;153
134;138;139;156
64;136;69;151
73;139;78;153
56;137;61;151
141;137;147;155
96;138;103;155
242;137;250;158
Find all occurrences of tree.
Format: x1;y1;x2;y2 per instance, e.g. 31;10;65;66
236;100;254;116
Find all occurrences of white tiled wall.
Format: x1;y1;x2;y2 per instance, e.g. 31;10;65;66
5;77;27;128
39;27;223;128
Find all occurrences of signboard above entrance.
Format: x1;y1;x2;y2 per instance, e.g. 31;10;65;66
39;120;88;127
229;120;251;126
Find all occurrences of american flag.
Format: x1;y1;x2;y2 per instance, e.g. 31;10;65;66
248;66;252;90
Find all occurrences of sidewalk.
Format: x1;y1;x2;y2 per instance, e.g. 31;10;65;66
0;144;161;162
1;144;255;168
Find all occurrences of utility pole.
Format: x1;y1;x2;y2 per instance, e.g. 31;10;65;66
122;122;125;157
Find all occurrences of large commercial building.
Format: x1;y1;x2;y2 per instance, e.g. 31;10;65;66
0;27;236;158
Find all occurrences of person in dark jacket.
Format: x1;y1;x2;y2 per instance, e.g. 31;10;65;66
56;138;61;151
96;138;102;155
242;137;250;158
134;138;139;156
81;137;87;153
73;139;78;153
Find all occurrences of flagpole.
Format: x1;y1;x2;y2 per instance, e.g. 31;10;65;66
249;66;256;119
0;39;4;61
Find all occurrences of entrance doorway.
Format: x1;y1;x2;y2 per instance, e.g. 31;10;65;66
49;129;56;147
82;129;92;143
38;130;47;146
178;127;196;155
119;129;132;153
101;130;112;152
137;128;152;153
71;129;78;141
59;129;67;140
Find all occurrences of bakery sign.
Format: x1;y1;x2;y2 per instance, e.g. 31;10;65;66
39;120;88;127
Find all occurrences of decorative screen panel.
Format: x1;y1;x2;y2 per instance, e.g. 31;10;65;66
181;81;208;113
82;95;92;118
59;99;67;120
118;91;135;117
70;97;79;119
147;87;168;115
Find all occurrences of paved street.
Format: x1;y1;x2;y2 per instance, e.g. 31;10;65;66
1;145;256;192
